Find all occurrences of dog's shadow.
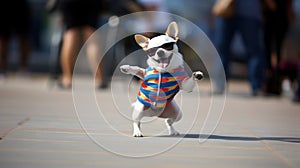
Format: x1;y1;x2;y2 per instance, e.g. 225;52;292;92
156;134;300;143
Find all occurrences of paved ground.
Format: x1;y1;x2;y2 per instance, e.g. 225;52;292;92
0;74;299;168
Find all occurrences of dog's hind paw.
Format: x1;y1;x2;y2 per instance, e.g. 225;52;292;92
168;127;180;136
169;131;180;136
133;131;143;137
133;133;143;137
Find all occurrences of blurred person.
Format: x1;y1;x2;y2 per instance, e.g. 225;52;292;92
46;1;64;84
108;0;146;17
49;0;145;89
0;0;31;77
292;64;300;103
54;0;104;89
212;0;265;96
263;0;295;95
136;0;171;33
166;0;215;38
98;0;146;79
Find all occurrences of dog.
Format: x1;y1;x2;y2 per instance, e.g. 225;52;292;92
120;22;203;137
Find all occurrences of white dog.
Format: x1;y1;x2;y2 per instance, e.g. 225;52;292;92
120;22;203;137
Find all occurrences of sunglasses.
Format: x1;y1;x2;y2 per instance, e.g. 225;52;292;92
146;42;175;56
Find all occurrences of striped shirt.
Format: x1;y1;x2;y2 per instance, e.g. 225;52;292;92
137;66;189;108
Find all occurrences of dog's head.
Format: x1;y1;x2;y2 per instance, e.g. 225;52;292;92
134;22;183;72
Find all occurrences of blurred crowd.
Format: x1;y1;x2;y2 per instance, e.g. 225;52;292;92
0;0;299;102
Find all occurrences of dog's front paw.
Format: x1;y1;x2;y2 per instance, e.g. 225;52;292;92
193;71;203;81
120;65;131;74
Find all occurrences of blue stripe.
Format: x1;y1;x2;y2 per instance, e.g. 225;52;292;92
144;81;179;88
144;74;158;81
167;93;177;102
138;66;186;107
140;86;179;99
137;96;152;106
144;67;187;80
171;70;186;77
145;71;183;78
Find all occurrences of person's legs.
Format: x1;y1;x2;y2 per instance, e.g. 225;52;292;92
213;17;236;93
293;62;300;102
0;36;9;73
19;34;30;71
238;17;264;95
82;26;106;88
263;17;273;70
275;21;288;67
83;26;107;88
215;17;236;77
60;28;81;87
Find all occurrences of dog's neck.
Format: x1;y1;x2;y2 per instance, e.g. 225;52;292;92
148;65;183;73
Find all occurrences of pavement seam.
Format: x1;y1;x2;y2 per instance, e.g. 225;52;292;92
241;126;295;168
0;117;30;142
259;140;295;168
0;147;271;160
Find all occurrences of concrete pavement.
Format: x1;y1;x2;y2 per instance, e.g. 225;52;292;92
0;74;299;168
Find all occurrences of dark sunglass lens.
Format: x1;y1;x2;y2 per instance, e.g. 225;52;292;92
146;48;157;56
146;42;175;56
161;42;174;50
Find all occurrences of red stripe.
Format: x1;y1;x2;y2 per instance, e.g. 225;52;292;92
142;83;148;89
138;91;151;102
153;69;159;73
150;95;166;101
161;78;170;82
161;88;169;92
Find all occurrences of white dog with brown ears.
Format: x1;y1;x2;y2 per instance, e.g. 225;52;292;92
120;22;203;137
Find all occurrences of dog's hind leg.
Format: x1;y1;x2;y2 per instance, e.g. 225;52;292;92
165;118;180;136
163;101;182;136
132;101;145;137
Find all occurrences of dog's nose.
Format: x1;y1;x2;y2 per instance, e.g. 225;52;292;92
157;50;165;57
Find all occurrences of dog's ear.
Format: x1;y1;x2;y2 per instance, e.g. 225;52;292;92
165;22;178;41
134;34;150;50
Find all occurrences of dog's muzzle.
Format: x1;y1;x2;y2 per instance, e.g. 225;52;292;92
157;50;165;58
151;51;173;69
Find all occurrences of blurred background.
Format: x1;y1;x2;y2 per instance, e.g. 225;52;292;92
0;0;300;98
